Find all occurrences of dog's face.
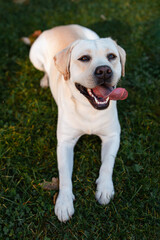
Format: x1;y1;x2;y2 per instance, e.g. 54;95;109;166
54;38;126;110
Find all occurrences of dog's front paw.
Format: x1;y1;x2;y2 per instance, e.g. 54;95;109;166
95;178;115;205
55;191;75;222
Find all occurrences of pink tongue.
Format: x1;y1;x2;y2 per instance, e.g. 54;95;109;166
109;88;128;100
92;86;128;100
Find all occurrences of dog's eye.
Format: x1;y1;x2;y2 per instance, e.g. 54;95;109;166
107;54;117;61
78;55;91;62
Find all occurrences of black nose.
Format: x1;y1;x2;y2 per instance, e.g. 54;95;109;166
94;65;112;79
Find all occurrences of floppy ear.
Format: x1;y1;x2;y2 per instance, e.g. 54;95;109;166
53;41;79;80
117;45;126;77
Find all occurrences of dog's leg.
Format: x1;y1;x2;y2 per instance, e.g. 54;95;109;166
95;134;120;205
55;138;78;222
40;73;49;88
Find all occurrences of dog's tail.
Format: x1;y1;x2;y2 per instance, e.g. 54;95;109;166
21;30;42;45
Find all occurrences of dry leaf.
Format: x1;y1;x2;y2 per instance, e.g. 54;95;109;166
53;192;58;205
100;14;106;20
21;30;42;45
32;30;41;37
13;0;29;4
40;177;59;191
21;37;31;45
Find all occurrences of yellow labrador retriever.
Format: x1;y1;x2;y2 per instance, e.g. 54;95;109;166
29;24;128;222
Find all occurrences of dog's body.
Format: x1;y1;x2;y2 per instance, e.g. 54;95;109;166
29;24;126;222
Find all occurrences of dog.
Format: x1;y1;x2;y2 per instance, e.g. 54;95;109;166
29;24;127;222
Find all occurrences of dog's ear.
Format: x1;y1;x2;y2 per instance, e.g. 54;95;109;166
117;45;126;77
53;41;79;80
53;47;71;80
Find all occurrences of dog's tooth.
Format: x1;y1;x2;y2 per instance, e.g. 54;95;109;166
87;88;93;97
105;97;109;103
95;98;98;103
92;94;110;105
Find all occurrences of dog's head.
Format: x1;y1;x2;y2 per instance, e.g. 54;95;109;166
54;38;126;110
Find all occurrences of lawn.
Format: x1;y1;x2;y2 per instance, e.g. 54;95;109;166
0;0;160;239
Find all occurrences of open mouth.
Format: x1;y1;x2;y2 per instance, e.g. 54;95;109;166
75;83;128;110
75;83;113;110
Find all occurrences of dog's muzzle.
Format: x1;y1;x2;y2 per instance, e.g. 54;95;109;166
75;65;128;110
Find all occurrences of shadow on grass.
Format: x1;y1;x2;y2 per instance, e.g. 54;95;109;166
143;18;160;65
89;19;132;45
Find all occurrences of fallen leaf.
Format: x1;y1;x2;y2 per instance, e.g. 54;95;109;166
53;192;58;205
21;37;31;45
13;0;29;4
32;30;42;37
40;177;59;190
100;14;106;20
21;30;42;45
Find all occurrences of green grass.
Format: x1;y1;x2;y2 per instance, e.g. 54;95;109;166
0;0;160;239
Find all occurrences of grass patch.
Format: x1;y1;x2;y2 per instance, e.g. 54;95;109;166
0;0;160;239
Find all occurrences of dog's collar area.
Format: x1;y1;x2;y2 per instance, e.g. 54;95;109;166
75;83;114;110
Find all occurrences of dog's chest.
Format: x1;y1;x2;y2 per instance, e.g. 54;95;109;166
64;102;119;136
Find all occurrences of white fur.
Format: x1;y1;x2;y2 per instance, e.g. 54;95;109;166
29;24;125;222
